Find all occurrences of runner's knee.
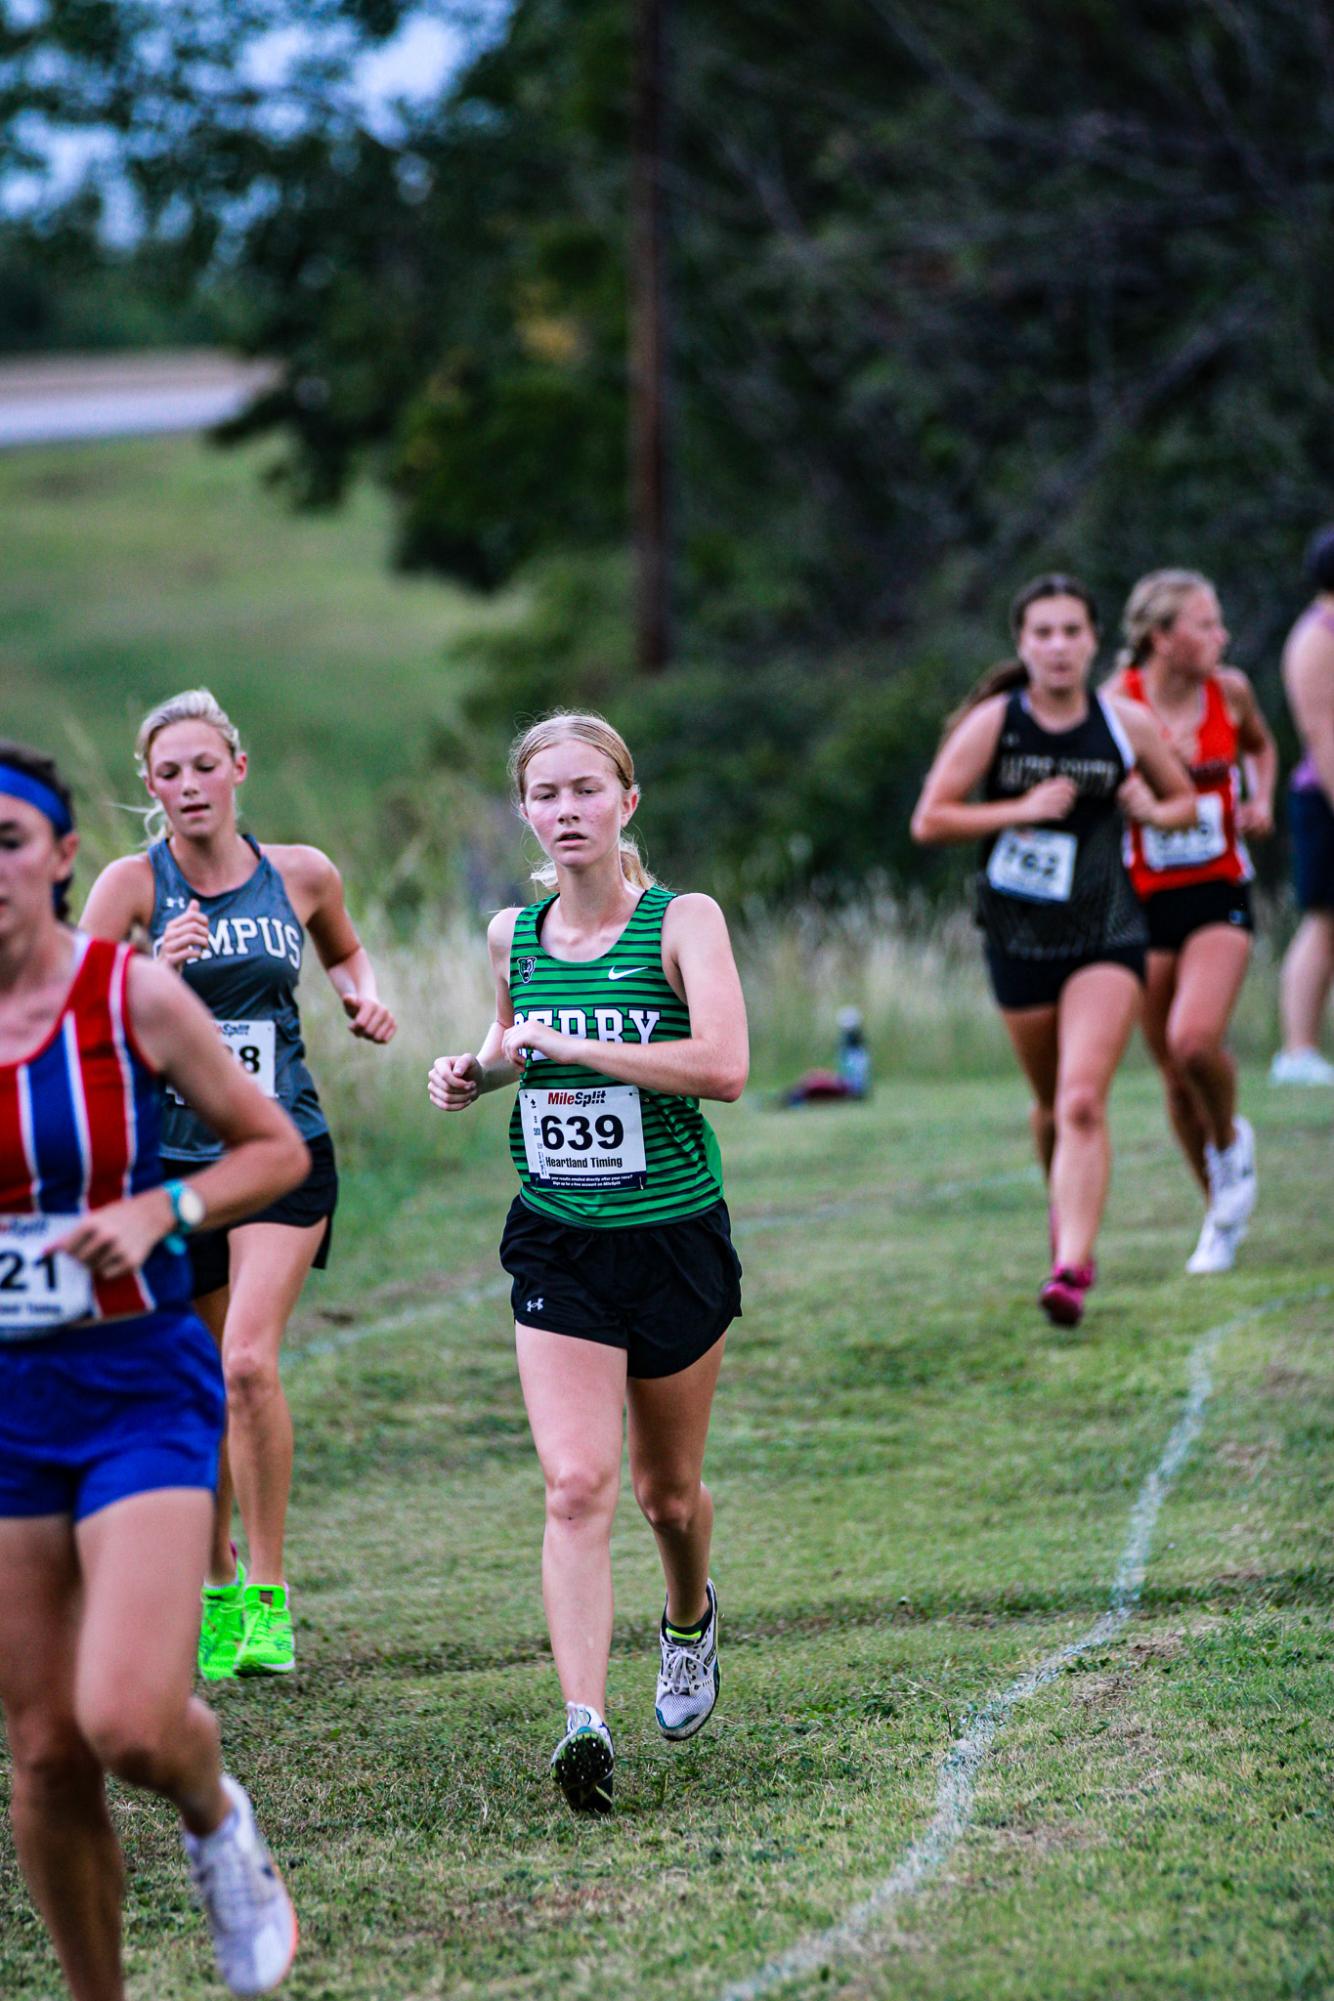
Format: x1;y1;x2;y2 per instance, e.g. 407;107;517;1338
1167;1023;1221;1077
8;1710;100;1808
1056;1081;1105;1136
222;1340;283;1412
546;1460;618;1529
632;1474;700;1536
77;1694;181;1791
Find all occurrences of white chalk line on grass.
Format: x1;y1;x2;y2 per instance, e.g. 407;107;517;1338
283;1279;510;1368
720;1282;1331;2001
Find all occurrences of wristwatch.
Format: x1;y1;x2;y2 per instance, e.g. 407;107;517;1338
163;1178;206;1254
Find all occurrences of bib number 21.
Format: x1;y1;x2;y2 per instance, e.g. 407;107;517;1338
0;1215;94;1337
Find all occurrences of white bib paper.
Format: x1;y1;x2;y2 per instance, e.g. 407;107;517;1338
168;1018;277;1108
987;827;1077;903
1142;792;1226;873
218;1019;277;1096
0;1214;94;1336
519;1084;648;1191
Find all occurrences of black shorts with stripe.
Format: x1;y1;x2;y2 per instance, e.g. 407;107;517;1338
500;1195;741;1379
1143;879;1254;954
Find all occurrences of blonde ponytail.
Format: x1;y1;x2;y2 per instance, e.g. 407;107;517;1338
1116;569;1211;673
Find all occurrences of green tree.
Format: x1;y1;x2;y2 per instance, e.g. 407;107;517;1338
4;0;1332;891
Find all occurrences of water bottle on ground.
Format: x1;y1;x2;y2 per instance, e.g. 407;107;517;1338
836;1006;871;1099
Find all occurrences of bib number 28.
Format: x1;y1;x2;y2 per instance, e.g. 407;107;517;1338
167;1018;277;1106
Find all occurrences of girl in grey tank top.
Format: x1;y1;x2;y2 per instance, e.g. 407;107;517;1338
81;688;396;1686
147;834;327;1162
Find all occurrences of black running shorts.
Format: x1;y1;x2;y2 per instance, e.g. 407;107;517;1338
500;1196;742;1379
172;1131;339;1301
1143;879;1254;954
1291;786;1334;913
985;943;1146;1013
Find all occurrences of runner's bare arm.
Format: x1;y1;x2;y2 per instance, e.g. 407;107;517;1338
280;845;396;1044
1284;635;1334;807
1221;669;1277;835
498;895;748;1102
427;909;522;1111
1110;702;1197;828
79;854;155;938
53;956;308;1278
80;855;210;972
910;698;1079;841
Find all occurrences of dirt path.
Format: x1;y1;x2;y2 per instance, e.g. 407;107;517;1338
0;349;274;447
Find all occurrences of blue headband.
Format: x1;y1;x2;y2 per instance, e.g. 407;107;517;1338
0;765;74;837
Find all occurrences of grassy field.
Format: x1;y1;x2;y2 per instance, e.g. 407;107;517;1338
0;434;518;889
1;1057;1330;2000
2;431;1330;1995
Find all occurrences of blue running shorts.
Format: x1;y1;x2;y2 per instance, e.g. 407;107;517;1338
0;1306;225;1522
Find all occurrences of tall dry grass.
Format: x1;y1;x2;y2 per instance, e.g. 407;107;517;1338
306;889;1288;1162
737;891;1283;1083
64;760;1289;1163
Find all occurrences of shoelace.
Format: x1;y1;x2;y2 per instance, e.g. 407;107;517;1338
660;1637;710;1696
190;1824;275;1932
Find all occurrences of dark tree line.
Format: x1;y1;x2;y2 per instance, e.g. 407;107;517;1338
3;0;1333;893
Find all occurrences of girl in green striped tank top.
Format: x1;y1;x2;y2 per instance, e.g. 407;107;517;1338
428;712;748;1813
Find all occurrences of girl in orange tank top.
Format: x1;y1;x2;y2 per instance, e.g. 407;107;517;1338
1108;571;1277;1276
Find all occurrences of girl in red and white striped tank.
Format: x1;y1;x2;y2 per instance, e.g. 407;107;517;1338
1107;572;1278;1274
0;739;307;1998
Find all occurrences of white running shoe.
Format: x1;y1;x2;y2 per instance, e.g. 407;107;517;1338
1269;1047;1334;1086
550;1704;615;1813
1206;1115;1256;1233
183;1776;298;1996
655;1580;719;1741
1186;1213;1239;1275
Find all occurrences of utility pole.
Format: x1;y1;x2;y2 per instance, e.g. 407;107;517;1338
630;0;672;674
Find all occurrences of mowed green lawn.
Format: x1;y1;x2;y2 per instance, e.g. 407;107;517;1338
2;1065;1330;2000
0;435;510;871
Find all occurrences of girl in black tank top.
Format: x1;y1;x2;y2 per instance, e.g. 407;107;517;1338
912;576;1194;1328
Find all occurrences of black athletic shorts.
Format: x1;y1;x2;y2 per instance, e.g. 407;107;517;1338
985;943;1146;1013
169;1131;338;1301
499;1195;742;1380
1290;786;1334;913
1143;879;1254;954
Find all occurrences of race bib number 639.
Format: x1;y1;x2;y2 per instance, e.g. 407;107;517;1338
519;1084;648;1191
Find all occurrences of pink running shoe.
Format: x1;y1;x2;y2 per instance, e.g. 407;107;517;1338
1039;1262;1096;1327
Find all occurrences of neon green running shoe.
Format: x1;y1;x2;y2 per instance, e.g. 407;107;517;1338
198;1560;247;1683
236;1583;296;1677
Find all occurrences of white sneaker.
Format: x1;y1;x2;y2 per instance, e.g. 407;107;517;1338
1186;1213;1239;1275
655;1580;719;1741
183;1776;298;1995
1269;1047;1334;1086
550;1704;615;1813
1206;1115;1256;1233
